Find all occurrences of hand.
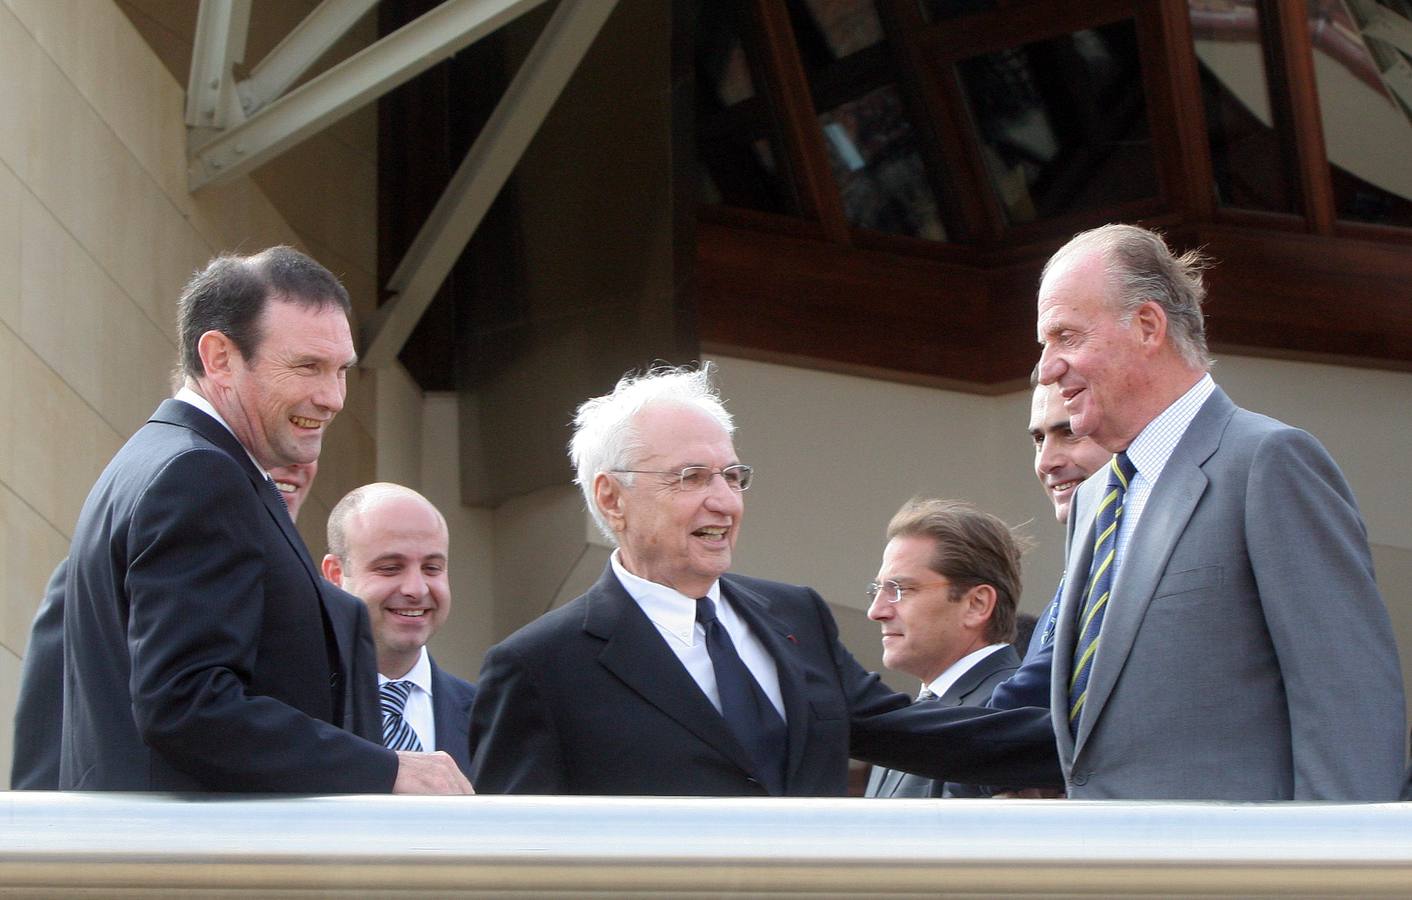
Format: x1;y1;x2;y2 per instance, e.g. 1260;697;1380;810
392;750;475;795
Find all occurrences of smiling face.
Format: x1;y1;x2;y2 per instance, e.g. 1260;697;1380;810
1028;383;1111;524
867;535;989;684
207;298;355;470
1035;250;1153;452
268;460;318;521
596;404;743;598
323;491;450;678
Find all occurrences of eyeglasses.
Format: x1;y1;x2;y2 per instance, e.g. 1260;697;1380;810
610;464;754;492
866;578;950;604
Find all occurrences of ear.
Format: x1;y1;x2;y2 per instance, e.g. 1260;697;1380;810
1133;300;1168;353
594;472;627;535
197;329;240;387
962;583;998;629
321;553;344;586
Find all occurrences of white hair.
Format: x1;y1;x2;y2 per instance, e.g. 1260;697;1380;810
569;364;734;542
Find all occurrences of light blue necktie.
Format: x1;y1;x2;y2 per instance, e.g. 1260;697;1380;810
379;679;424;752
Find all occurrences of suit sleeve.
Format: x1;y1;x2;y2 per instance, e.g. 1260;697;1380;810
812;590;1062;788
1246;428;1406;800
469;640;567;794
126;450;398;793
987;597;1056;711
10;560;68;790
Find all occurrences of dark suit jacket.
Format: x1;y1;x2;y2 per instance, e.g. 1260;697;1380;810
865;645;1021;798
430;656;477;776
60;399;399;792
469;565;1059;796
10;560;67;790
986;584;1060;712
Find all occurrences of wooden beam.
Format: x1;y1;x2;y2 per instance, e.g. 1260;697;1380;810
743;0;850;243
1263;0;1337;234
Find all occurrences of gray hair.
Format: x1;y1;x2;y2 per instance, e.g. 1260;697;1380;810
569;364;734;543
1043;224;1212;370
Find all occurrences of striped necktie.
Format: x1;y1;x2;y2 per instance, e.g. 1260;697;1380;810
380;679;424;752
1068;452;1136;735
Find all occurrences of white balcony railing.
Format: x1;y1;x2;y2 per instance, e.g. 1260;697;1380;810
3;791;1411;896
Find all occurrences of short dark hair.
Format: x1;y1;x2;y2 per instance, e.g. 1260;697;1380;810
177;246;352;379
886;499;1027;644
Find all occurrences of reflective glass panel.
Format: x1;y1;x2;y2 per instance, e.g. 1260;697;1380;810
818;84;946;239
956;20;1158;224
1308;0;1412;227
696;2;796;214
918;0;998;23
1190;0;1297;212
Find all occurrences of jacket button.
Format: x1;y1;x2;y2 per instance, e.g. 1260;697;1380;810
1071;772;1089;786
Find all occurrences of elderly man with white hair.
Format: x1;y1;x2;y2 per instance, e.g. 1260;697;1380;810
469;365;1060;796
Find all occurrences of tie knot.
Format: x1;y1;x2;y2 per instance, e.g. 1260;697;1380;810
695;596;718;626
1109;451;1136;488
380;679;414;713
917;687;936;702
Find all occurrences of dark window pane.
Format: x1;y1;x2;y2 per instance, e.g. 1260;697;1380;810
918;0;998;23
695;2;796;214
818;84;947;239
956;20;1158;224
1190;0;1297;213
1308;0;1412;227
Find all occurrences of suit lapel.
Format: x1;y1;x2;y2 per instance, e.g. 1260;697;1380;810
1073;389;1234;753
939;646;1018;707
151;398;333;632
720;577;810;793
430;657;473;772
586;567;759;780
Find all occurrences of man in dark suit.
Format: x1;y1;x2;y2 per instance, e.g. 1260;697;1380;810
322;483;477;777
470;366;1060;796
864;499;1024;799
59;247;469;794
1035;223;1404;799
8;463;381;789
986;379;1112;713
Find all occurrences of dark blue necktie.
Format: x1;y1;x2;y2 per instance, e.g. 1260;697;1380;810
380;680;424;752
1068;452;1136;735
696;597;787;794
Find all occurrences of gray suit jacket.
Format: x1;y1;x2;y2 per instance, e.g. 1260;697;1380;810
1052;386;1405;800
865;644;1021;798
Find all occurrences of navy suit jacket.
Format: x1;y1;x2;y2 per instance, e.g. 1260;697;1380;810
986;583;1060;712
60;399;398;792
469;565;1059;796
865;644;1022;798
429;656;477;776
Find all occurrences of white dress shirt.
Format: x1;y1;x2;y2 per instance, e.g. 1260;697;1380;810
379;646;435;752
610;550;786;720
923;642;1009;700
1114;374;1215;569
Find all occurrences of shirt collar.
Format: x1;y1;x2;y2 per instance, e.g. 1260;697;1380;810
1124;373;1215;484
925;642;1008;700
174;386;269;478
611;548;720;647
378;645;432;694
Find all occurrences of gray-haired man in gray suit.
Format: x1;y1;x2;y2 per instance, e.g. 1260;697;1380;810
1035;223;1404;801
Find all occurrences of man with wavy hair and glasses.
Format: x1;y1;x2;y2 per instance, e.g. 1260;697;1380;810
469;364;1060;796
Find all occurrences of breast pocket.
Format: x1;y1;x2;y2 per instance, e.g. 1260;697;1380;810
1152;565;1221;601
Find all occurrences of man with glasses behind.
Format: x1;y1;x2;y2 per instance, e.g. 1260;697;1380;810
864;499;1024;798
469;365;1060;796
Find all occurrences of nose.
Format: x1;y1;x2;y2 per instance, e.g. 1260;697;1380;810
867;591;893;622
703;473;743;513
398;568;428;600
1036;435;1062;477
1036;345;1063;386
313;369;346;414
